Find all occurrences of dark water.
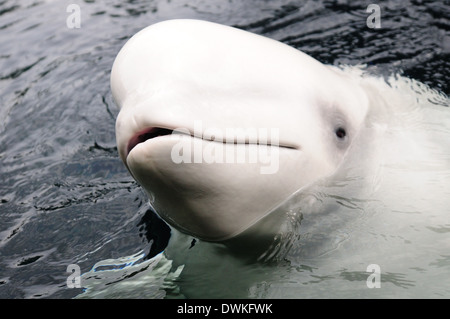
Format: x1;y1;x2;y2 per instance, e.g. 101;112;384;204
0;0;448;298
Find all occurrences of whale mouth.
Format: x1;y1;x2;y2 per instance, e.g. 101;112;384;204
127;127;174;156
127;126;300;157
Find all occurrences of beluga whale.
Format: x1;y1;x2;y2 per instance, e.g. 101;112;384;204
111;19;449;251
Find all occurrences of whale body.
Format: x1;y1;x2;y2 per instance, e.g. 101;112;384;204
112;19;372;241
112;19;449;248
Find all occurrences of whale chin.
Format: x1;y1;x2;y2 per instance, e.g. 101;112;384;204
125;132;306;241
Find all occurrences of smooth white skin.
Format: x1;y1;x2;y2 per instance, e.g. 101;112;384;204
112;19;369;241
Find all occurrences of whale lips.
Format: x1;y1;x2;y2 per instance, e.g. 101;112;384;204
127;127;173;156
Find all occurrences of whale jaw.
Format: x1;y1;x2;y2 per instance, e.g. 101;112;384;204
125;131;307;241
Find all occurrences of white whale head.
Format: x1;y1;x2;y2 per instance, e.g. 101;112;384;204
112;19;369;241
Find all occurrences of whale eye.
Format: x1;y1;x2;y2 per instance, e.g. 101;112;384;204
335;127;346;139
